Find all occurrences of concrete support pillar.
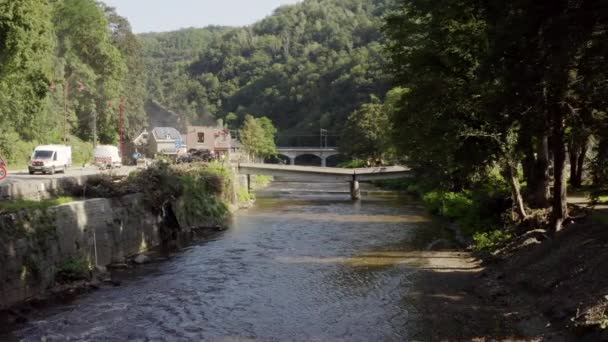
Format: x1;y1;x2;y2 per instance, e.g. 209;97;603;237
321;157;327;168
350;179;361;200
290;157;295;165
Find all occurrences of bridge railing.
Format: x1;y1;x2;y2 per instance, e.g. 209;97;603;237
276;135;340;148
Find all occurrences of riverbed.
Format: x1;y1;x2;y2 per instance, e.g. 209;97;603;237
5;180;522;341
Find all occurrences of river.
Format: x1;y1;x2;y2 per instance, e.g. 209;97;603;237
8;180;439;341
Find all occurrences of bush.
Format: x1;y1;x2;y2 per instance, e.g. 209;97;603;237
253;175;272;189
238;188;254;202
422;190;502;237
338;159;367;168
473;230;512;252
56;257;91;283
0;197;76;215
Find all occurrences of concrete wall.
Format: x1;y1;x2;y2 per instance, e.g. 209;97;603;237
0;175;91;201
0;194;161;309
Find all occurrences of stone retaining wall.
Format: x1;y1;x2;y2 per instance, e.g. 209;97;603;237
0;194;161;309
0;175;91;201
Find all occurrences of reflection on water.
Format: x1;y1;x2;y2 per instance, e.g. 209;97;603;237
9;181;438;341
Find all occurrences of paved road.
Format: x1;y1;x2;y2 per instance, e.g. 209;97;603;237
0;166;136;186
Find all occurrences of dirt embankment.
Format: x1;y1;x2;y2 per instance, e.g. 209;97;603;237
478;209;608;341
406;208;608;341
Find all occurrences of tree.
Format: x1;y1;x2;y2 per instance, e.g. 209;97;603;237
340;101;392;162
140;0;392;133
0;0;54;142
385;0;608;232
239;115;277;159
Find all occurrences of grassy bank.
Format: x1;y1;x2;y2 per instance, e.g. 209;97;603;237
372;177;512;252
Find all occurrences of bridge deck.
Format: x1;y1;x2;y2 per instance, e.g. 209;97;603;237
238;163;411;181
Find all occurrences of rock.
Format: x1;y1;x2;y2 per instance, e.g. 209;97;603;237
95;265;108;274
133;254;150;264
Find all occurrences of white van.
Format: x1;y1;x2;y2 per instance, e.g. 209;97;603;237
28;145;72;175
94;145;122;169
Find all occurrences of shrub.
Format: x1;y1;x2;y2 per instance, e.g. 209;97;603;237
238;188;254;202
56;257;91;283
338;159;367;168
0;197;76;215
473;230;512;252
253;175;273;189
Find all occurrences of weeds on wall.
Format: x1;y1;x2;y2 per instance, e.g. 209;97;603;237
55;257;91;283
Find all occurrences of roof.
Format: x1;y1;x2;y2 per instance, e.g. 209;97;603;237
151;127;181;141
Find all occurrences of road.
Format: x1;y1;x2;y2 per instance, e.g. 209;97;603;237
0;166;137;191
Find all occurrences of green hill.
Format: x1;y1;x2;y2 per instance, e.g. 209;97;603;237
140;0;393;133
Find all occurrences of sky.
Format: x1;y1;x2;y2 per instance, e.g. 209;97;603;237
102;0;302;33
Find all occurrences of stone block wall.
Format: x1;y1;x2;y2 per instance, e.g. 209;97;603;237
0;194;161;309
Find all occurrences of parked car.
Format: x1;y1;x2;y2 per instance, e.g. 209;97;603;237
28;145;72;175
0;157;7;180
94;145;122;169
176;149;216;164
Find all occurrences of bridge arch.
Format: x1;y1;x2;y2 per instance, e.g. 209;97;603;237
295;154;322;166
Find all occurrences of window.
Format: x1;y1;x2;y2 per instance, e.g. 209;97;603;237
197;132;205;143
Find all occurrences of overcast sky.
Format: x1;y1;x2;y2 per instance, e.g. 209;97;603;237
102;0;302;33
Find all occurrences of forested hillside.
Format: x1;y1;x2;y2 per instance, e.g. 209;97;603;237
140;0;392;132
0;0;146;164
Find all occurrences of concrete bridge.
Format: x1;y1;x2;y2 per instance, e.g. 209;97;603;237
238;163;411;200
275;147;341;167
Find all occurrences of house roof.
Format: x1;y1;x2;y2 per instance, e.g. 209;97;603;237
151;127;181;141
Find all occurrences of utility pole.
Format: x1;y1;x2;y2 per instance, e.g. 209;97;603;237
320;128;328;148
119;98;125;156
92;110;97;148
63;80;69;144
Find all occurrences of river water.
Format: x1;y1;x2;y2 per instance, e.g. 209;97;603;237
10;181;435;341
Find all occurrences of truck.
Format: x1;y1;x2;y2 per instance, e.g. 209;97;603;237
93;145;122;169
28;145;72;175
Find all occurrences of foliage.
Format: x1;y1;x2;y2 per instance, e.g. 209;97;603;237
0;197;76;215
139;0;392;132
56;257;90;283
0;0;54;142
238;188;254;203
253;175;273;189
240;115;278;159
421;189;506;237
338;159;367;169
340;102;391;161
473;230;512;252
384;0;608;231
0;0;147;163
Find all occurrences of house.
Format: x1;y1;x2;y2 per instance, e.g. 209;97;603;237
185;126;232;156
149;127;184;157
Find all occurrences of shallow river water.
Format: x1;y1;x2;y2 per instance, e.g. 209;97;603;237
10;181;435;341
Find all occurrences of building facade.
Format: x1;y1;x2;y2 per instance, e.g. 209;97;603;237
185;126;232;155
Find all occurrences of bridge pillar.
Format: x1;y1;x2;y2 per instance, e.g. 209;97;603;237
321;157;327;168
350;175;361;200
289;157;295;165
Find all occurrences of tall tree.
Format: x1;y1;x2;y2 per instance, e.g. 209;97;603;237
0;0;54;143
240;115;278;159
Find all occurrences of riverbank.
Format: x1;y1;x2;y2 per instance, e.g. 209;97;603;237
373;179;608;340
402;223;570;341
0;162;254;315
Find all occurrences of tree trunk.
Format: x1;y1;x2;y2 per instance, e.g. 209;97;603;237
568;134;589;188
575;139;587;186
502;161;527;220
549;105;568;234
528;135;551;208
568;140;579;187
